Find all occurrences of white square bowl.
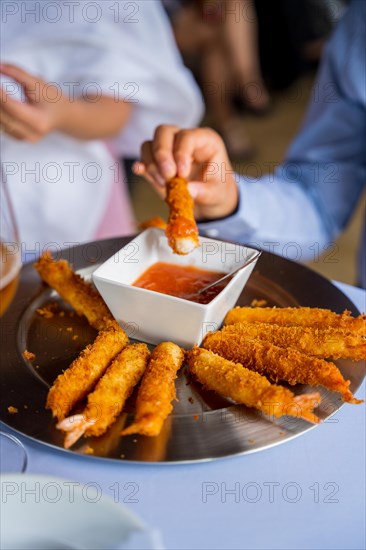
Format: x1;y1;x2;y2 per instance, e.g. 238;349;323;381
92;228;260;348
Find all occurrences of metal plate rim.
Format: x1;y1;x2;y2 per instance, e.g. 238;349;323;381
1;236;364;464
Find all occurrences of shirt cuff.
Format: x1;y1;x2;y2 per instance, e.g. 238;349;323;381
197;178;255;244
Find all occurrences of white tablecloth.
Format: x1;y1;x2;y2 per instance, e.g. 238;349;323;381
1;281;365;550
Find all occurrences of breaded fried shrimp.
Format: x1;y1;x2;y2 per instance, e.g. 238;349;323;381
121;342;184;437
57;344;150;448
222;322;366;361
165;177;199;255
187;348;320;423
47;320;129;421
203;331;363;403
34;252;113;330
139;216;167;231
224;306;366;335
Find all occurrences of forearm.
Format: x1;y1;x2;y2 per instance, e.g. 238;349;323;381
199;174;331;259
57;96;133;140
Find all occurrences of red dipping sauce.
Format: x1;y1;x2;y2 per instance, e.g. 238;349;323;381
132;262;230;304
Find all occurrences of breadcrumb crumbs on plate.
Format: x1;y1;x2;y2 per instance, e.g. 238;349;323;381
36;307;54;319
250;298;267;307
83;446;94;455
36;303;61;318
7;406;18;414
22;350;36;361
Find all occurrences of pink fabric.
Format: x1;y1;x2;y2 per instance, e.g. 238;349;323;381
94;160;136;240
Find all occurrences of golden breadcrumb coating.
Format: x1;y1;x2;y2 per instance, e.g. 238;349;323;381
121;342;184;436
139;216;167;230
165;177;199;255
203;331;363;404
187;347;320;423
47;320;128;421
57;344;150;448
224;306;366;335
34;252;113;330
221;322;366;361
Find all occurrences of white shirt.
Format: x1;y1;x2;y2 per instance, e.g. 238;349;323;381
0;0;203;253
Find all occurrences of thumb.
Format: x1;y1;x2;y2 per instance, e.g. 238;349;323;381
188;182;214;205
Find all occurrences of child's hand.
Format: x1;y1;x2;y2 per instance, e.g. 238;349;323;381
0;64;67;142
133;126;239;220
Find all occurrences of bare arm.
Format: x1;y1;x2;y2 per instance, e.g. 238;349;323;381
0;64;132;142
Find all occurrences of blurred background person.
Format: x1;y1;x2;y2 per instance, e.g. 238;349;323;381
254;0;347;89
163;0;269;158
162;0;344;159
0;0;203;258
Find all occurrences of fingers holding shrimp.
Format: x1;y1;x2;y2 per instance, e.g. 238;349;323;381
133;125;181;193
133;126;239;220
152;124;181;179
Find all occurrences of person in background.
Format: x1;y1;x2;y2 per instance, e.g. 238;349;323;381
164;0;269;158
135;0;366;287
254;0;347;90
0;0;203;258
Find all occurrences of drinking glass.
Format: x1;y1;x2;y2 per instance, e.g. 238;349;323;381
0;431;28;473
1;169;26;474
0;165;21;316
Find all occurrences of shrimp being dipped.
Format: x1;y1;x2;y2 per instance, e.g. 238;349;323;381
165;177;199;255
203;331;363;404
221;322;366;361
34;252;113;330
57;344;150;448
121;342;184;437
47;320;129;421
187;348;321;423
224;306;366;336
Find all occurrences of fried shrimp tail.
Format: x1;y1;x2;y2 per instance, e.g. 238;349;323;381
224;306;366;335
203;332;363;404
56;414;92;449
34;252;113;330
57;344;150;448
222;322;366;361
121;342;184;437
187;348;320;423
47;320;129;421
165;177;199;255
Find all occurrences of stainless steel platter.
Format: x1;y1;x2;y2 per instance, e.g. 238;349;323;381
1;237;364;463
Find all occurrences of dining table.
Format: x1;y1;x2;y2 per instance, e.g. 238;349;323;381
1;247;365;550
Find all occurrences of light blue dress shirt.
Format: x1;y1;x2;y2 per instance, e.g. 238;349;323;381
200;0;366;288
